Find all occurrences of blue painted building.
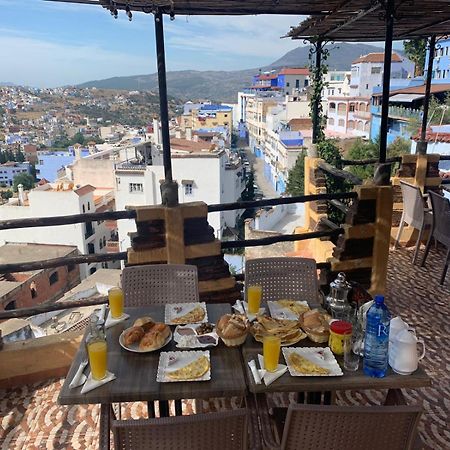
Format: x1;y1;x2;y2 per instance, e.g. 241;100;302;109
0;162;31;187
36;148;89;182
425;37;450;84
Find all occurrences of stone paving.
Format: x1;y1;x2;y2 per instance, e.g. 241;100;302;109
1;246;449;449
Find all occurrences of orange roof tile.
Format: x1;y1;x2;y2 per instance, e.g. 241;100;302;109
279;67;310;76
352;52;402;64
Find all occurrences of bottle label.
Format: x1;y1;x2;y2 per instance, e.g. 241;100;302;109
377;324;389;337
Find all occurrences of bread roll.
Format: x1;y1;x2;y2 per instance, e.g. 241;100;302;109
133;316;155;332
138;323;170;351
123;326;145;346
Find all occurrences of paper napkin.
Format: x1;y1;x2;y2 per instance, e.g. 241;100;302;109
69;360;88;389
257;354;287;386
105;311;130;329
81;371;116;394
232;300;265;322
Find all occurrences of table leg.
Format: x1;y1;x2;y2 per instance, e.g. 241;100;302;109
306;392;322;404
384;388;407;405
174;399;183;416
99;404;110;450
147;401;155;418
159;400;170;417
323;391;333;405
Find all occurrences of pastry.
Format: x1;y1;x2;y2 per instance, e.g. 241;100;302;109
288;352;329;375
138;323;171;351
123;326;145;346
300;309;331;343
133;316;156;332
166;355;210;380
250;315;307;346
277;300;310;317
171;306;206;324
216;314;249;346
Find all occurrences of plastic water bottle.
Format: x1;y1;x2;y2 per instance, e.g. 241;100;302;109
363;295;391;377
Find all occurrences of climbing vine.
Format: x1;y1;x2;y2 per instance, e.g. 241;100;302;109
308;38;330;143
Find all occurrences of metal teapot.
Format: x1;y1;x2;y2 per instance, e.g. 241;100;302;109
325;272;352;321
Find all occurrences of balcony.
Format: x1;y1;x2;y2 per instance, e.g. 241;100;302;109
371;104;422;121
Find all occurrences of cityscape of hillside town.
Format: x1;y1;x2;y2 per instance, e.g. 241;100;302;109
1;2;450;449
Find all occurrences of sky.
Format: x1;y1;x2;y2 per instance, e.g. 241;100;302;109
0;0;308;87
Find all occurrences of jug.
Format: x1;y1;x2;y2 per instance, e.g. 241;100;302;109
389;328;425;375
325;272;352;321
389;316;409;343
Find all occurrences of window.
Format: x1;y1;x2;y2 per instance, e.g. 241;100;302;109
88;243;95;254
129;183;143;193
5;300;16;310
329;102;336;111
185;183;193;195
39;159;44;165
103;236;106;247
49;271;59;285
82;204;85;213
286;82;290;87
304;79;308;87
338;119;345;127
365;84;369;90
371;67;382;74
295;79;300;88
30;281;37;298
349;104;355;112
99;239;103;249
90;267;97;275
224;114;228;117
87;201;91;211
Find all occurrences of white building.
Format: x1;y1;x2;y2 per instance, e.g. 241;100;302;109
0;182;118;278
326;52;414;138
114;137;246;251
323;71;351;98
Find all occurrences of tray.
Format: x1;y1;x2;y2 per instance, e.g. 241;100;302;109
282;347;343;377
173;324;219;348
165;302;208;325
119;328;172;353
268;300;310;320
157;350;211;383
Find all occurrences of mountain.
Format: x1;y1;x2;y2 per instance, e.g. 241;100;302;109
77;43;388;102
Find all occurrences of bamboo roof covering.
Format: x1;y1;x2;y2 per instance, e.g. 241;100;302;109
286;0;450;41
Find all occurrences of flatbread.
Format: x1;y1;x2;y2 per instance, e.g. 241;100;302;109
277;300;310;317
288;353;329;375
250;316;306;346
171;306;206;324
166;355;210;380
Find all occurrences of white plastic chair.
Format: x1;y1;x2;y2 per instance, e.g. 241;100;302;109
394;181;433;264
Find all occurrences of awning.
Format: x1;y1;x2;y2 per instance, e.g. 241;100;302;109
389;93;424;103
181;179;194;185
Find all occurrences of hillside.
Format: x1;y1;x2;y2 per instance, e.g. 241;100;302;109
77;43;386;102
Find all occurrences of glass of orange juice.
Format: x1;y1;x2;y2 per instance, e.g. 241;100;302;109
108;287;124;319
87;340;108;380
247;285;262;314
263;335;281;372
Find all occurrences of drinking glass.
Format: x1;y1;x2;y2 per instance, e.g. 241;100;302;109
343;336;359;371
247;285;262;314
108;287;124;319
263;335;281;372
87;340;108;380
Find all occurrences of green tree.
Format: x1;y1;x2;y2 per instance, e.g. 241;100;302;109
428;94;450;125
404;38;427;76
317;138;342;168
71;132;86;145
15;150;25;163
286;150;306;196
346;138;379;180
1;190;13;201
388;137;411;158
241;170;255;201
12;173;35;192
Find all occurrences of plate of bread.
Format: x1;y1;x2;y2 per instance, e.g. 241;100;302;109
299;309;332;343
267;300;310;320
250;315;307;346
119;316;172;353
165;302;208;325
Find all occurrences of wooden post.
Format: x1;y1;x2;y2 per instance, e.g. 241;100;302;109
370;185;393;295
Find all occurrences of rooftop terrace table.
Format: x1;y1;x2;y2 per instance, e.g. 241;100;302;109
242;336;431;396
59;303;246;406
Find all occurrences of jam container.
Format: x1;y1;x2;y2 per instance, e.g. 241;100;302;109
328;320;352;356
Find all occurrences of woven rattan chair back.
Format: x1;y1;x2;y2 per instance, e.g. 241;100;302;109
400;181;427;229
121;264;199;307
280;404;422;450
429;190;450;247
245;257;318;304
111;408;248;450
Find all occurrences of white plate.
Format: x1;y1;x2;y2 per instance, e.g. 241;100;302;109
173;325;219;349
282;347;343;376
157;350;211;382
268;300;309;320
119;328;172;353
164;302;208;325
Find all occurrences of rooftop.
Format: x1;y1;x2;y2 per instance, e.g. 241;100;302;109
278;68;310;76
0;243;77;266
352;52;403;64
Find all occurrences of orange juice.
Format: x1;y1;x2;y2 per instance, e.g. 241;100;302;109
108;287;124;319
263;336;281;372
88;340;108;380
247;285;262;314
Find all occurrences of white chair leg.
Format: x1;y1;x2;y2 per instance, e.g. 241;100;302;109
394;217;405;249
413;225;425;264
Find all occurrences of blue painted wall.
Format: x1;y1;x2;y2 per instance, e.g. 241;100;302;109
36;149;89;182
425;37;450;84
0;162;31;187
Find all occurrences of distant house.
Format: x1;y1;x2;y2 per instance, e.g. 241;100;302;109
0;161;31;187
425;37;450;85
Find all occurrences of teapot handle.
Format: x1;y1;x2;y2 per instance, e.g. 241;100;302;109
417;339;426;360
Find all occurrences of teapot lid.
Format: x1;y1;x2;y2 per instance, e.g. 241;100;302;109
397;329;417;344
390;316;408;330
330;272;351;290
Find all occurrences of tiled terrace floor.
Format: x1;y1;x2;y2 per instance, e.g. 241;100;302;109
1;246;449;449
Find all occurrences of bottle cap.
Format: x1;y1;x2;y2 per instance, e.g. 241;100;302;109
374;295;385;304
330;320;352;335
